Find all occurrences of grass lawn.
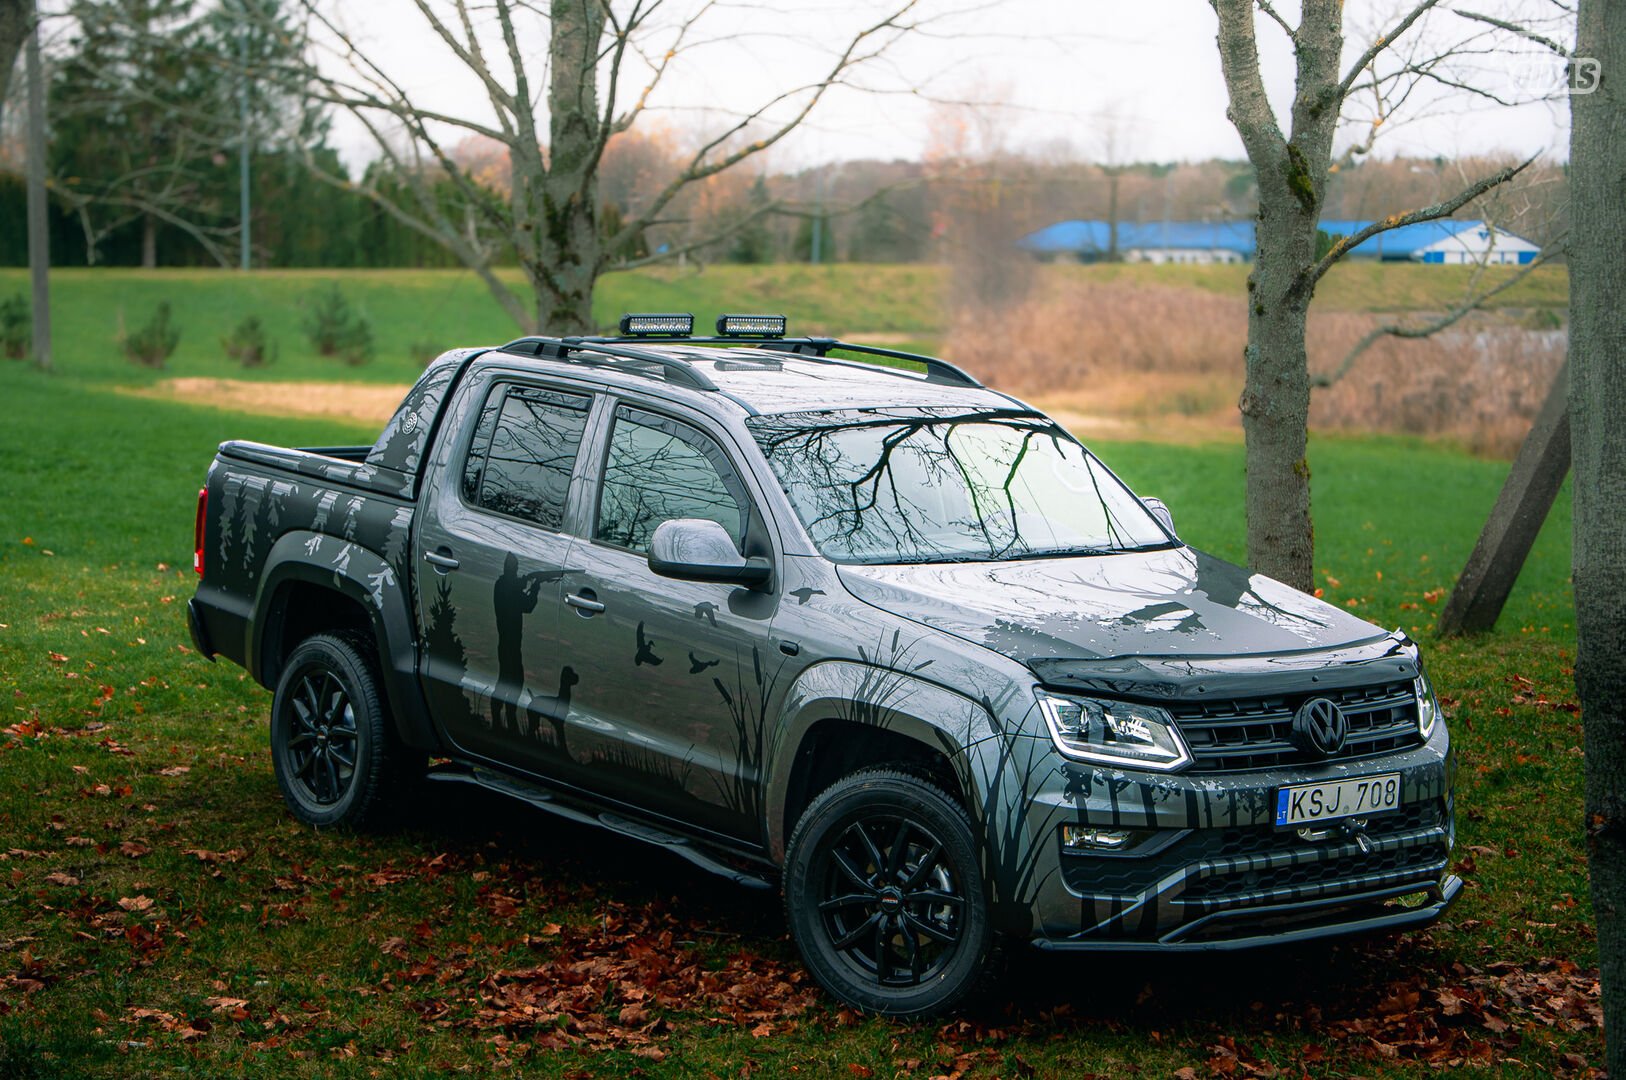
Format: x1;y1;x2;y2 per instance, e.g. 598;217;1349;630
0;345;1595;1077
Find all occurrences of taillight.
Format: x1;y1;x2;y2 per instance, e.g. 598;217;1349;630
193;487;208;575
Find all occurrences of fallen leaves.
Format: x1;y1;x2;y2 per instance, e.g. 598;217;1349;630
437;900;818;1058
180;847;245;865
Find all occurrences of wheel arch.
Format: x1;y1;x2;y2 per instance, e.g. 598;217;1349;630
251;531;441;753
765;660;1002;862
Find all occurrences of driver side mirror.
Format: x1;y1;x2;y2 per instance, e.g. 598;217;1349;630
1142;497;1177;538
648;519;772;589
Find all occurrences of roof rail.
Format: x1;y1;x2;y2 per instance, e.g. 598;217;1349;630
498;335;719;391
756;337;982;388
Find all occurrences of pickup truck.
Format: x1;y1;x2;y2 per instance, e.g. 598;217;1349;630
188;314;1458;1017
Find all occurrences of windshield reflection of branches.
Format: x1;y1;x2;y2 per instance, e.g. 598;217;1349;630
750;409;1164;563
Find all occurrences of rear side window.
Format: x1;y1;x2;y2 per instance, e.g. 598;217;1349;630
463;384;591;530
595;407;748;554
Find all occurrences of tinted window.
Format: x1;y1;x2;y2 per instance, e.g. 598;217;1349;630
466;385;591;530
595;408;748;553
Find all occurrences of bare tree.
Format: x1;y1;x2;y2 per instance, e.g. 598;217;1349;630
286;0;952;335
1208;0;1561;589
1568;0;1625;1070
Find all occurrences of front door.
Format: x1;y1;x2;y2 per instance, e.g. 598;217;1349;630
558;404;780;840
415;379;594;780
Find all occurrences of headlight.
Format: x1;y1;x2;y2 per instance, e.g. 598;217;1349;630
1415;671;1441;739
1035;690;1192;772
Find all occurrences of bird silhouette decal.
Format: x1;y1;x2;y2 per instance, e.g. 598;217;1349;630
634;621;664;666
693;601;718;627
789;587;826;606
688;652;720;674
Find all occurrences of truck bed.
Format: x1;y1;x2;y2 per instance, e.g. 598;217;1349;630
217;441;414;500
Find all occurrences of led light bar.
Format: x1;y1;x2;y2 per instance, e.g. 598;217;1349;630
619;312;694;337
715;313;787;338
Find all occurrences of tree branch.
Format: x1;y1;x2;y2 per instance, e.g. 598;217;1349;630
1338;0;1441;99
1452;8;1571;56
1209;0;1287;168
1312;245;1560;388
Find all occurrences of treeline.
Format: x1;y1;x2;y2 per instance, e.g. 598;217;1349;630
0;150;460;268
0;1;1567;271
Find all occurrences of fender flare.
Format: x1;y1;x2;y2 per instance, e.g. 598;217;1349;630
249;530;440;753
762;659;1003;860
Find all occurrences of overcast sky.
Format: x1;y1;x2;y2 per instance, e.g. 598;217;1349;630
321;0;1574;173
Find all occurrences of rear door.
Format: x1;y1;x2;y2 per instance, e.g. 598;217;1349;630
557;402;781;841
415;375;595;779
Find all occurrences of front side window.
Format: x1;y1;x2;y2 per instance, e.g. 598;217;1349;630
746;407;1172;564
464;384;591;530
595;408;748;554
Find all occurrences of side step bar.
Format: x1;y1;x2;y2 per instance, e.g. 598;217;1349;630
426;765;774;891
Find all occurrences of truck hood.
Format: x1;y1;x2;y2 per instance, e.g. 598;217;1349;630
836;545;1389;665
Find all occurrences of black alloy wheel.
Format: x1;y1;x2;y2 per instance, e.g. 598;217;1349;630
270;632;409;828
283;667;360;805
784;769;993;1017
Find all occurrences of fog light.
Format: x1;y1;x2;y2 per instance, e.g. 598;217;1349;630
1061;825;1139;851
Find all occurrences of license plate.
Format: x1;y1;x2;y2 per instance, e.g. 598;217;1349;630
1275;773;1400;827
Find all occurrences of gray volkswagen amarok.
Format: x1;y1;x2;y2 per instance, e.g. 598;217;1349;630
188;313;1458;1017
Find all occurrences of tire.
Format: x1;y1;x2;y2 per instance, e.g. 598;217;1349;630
269;631;414;828
783;768;993;1018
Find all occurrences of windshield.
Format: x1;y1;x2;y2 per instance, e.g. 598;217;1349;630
746;407;1174;564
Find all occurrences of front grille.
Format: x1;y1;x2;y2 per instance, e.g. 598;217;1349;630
1169;680;1422;772
1063;800;1445;898
1181;841;1444;903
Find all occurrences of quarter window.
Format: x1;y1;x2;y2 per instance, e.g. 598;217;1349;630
464;384;591;530
595;408;749;554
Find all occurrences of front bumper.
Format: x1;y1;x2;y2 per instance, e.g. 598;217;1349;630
987;722;1456;950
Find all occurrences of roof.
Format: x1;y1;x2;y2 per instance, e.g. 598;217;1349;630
1020;219;1254;255
1020;217;1539;258
483;340;1019;417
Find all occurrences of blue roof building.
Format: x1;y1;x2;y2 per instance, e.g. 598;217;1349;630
1020;218;1540;266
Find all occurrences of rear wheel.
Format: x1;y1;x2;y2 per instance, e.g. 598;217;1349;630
783;768;992;1017
270;632;414;828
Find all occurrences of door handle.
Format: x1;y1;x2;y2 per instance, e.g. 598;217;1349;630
565;592;605;614
423;548;460;571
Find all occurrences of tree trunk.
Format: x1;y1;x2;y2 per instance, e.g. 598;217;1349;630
1106;170;1120;262
528;0;605;336
1211;0;1342;593
141;216;158;269
24;2;49;372
1241;203;1317;590
1570;0;1626;1072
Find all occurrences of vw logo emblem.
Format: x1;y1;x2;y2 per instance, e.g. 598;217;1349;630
1291;697;1349;757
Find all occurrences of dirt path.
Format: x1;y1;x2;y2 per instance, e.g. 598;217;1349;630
124;377;411;427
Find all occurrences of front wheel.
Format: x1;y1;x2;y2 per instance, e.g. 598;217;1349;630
270;632;411;828
783;769;993;1017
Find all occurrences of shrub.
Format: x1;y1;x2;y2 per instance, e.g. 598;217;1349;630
302;283;373;365
223;315;276;368
0;293;29;360
408;340;442;367
121;303;181;368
